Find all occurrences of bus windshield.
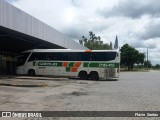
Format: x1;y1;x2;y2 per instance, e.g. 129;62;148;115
16;53;30;67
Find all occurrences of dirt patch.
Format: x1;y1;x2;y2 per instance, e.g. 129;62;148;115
44;95;66;100
79;82;88;84
0;83;47;87
69;91;88;96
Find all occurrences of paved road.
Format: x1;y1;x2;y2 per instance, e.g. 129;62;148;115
0;71;160;120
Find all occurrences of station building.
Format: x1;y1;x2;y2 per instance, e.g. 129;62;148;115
0;0;87;74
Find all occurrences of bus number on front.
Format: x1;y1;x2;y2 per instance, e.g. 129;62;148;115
99;63;115;68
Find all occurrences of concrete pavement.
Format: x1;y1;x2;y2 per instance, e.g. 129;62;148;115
0;75;68;87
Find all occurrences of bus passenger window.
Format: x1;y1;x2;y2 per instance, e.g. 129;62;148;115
28;53;39;62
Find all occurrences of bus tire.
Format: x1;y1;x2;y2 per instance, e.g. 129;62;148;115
89;71;99;80
28;69;35;76
79;71;88;80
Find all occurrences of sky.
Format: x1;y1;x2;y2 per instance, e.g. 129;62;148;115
5;0;160;65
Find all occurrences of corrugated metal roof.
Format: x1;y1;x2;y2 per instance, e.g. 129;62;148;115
0;0;87;52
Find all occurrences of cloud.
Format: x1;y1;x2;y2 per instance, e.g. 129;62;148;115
131;39;158;49
71;0;81;7
5;0;19;3
137;18;160;39
98;0;160;18
61;17;109;41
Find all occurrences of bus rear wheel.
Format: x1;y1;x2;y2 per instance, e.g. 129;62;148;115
28;69;35;76
89;71;99;80
79;71;88;80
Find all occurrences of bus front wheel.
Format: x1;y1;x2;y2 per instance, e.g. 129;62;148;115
79;71;88;80
28;69;35;76
89;71;99;80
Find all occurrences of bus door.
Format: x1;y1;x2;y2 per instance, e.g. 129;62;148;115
48;65;60;76
37;65;46;75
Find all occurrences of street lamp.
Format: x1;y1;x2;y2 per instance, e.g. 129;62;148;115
147;49;148;72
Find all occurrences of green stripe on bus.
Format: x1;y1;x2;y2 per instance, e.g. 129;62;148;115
83;63;89;67
83;63;119;68
33;62;62;67
33;61;119;68
68;62;75;67
66;67;71;72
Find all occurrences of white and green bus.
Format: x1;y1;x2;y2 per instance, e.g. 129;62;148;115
16;49;120;80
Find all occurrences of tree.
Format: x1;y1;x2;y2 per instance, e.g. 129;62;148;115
114;35;118;49
79;31;111;50
137;53;145;64
144;60;152;68
155;64;160;69
120;44;145;70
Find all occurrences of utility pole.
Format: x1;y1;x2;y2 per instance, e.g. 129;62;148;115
147;49;148;72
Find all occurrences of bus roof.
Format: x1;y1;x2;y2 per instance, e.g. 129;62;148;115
23;49;119;53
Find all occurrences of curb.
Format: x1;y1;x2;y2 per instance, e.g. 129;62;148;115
0;83;47;87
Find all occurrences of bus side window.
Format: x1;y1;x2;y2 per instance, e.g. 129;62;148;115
91;53;96;61
82;52;92;61
54;53;63;61
28;53;39;62
54;53;58;60
63;55;68;61
45;53;55;60
117;53;119;57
